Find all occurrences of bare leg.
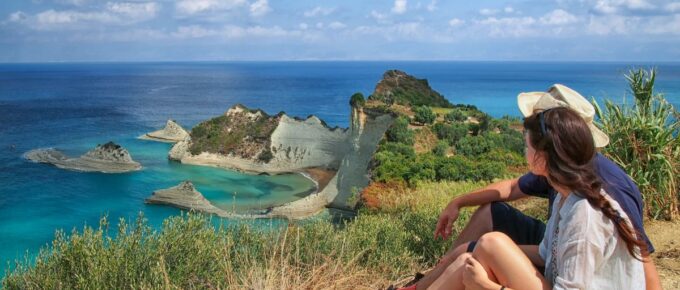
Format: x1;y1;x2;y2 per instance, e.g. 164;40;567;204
472;232;548;290
427;252;473;290
414;204;494;290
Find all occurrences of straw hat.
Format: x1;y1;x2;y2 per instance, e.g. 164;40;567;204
517;84;609;148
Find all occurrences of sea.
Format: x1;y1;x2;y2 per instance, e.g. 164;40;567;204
1;61;679;273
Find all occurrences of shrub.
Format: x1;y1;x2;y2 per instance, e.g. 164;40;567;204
379;142;416;158
433;123;468;146
385;116;414;145
413;106;436;124
444;108;467;122
593;68;679;220
455;135;493;157
257;149;274;163
350;92;366;107
432;141;449;157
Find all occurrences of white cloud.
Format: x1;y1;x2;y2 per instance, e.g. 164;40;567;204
448;18;464;27
299;22;308;30
106;2;159;21
504;6;515;13
392;0;407;14
426;0;437;12
7;11;28;22
172;24;298;39
304;6;335;17
55;0;88;6
479;8;499;16
540;9;579;25
249;0;271;17
328;21;346;29
371;10;388;21
586;14;631;34
175;0;246;15
476;16;538;37
593;0;656;14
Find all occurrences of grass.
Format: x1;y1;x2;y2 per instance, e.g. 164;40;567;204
3;181;489;289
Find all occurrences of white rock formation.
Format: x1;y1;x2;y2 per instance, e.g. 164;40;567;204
139;119;189;143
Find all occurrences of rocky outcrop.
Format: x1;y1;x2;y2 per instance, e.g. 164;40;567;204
369;69;453;108
25;142;141;173
145;181;234;217
169;105;349;174
139;119;189;143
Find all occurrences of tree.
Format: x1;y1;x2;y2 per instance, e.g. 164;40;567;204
413;106;436;124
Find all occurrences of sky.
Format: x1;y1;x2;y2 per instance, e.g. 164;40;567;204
1;0;680;62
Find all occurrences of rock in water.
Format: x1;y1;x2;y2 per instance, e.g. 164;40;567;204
25;142;142;173
139;119;189;143
145;181;232;217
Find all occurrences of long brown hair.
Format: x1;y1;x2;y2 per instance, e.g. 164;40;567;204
523;107;646;259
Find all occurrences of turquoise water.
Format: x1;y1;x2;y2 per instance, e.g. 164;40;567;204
1;61;679;274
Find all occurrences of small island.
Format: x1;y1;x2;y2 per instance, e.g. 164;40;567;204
139;119;189;143
25;142;142;173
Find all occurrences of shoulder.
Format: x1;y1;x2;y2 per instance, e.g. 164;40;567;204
560;195;613;242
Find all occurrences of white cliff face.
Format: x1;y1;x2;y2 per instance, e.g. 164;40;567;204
269;115;350;170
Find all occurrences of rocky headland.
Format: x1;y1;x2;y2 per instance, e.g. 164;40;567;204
145;181;235;217
161;70;450;219
25;142;142;173
139;119;189;143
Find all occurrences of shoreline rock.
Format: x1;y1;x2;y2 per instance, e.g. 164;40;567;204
25;142;142;173
139;119;189;143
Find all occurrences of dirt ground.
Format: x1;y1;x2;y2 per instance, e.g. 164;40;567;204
646;220;680;289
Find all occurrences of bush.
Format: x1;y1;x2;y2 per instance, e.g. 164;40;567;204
386;116;414;145
444;108;467;122
257;149;274;163
594;68;679;220
413;106;436;124
455;135;493;157
379;142;416;158
433;123;468;146
432;141;449;157
350;92;366;107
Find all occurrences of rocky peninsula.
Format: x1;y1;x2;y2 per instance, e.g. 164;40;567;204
139;119;189;143
25;142;142;173
145;181;235;217
160;70;450;219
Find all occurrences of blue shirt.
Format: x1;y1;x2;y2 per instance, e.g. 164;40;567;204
518;153;654;254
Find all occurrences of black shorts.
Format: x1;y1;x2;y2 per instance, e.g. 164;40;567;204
490;202;546;245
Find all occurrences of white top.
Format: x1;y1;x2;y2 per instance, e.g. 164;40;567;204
539;191;645;290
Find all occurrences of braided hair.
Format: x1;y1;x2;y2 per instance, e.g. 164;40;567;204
523;107;646;259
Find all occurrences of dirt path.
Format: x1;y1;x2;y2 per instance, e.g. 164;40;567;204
646;220;680;289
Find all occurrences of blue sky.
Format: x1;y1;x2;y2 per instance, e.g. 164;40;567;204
1;0;680;62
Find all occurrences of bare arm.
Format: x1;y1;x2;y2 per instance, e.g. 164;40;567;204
434;178;529;240
643;254;662;290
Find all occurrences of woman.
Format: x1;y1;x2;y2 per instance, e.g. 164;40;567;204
428;107;645;290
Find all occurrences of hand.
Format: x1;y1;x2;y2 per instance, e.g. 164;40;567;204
434;200;460;240
463;256;495;290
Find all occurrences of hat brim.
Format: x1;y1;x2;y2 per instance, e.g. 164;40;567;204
589;123;610;148
517;92;545;117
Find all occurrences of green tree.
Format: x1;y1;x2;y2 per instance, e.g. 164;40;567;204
413;106;436;124
386;116;415;145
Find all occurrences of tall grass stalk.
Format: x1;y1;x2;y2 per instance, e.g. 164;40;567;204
593;68;679;220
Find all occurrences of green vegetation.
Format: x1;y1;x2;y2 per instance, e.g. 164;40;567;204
350;92;366;108
189;107;278;160
385;116;415;145
594;68;679;220
368;70;453;108
444;108;467;122
3;182;494;289
413;106;436;124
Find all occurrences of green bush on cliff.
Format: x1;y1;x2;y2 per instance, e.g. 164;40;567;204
433;123;468;145
444;109;467;122
385;116;414;145
350;92;366;107
413;106;436;124
189;110;278;157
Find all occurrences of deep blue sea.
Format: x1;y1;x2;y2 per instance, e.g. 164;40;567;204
1;61;679;273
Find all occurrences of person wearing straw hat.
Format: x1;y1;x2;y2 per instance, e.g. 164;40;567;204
393;84;660;290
